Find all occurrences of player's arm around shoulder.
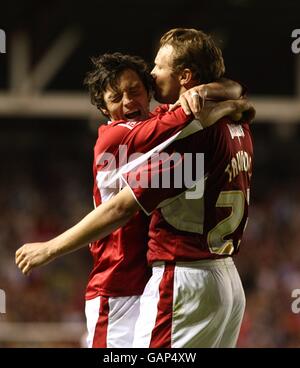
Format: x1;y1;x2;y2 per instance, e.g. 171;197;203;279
109;107;193;154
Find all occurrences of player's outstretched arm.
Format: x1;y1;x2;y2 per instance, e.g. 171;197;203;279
15;187;139;275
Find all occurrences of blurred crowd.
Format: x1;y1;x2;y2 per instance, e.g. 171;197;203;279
1;121;300;347
236;181;300;347
0;154;93;346
0;119;94;347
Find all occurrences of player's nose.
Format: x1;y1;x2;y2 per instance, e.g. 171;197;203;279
150;67;157;79
150;65;156;79
123;93;134;107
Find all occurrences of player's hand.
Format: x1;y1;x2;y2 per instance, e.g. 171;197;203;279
198;99;256;128
15;242;53;275
169;85;208;119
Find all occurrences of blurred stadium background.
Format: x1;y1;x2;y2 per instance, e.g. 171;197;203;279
1;0;300;347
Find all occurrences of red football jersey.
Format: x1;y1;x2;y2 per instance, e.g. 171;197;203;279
125;118;253;264
85;105;193;299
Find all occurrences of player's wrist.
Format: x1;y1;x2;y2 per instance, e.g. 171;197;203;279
46;239;59;260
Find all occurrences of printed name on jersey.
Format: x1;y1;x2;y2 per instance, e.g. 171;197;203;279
227;124;245;139
225;150;252;182
117;121;143;130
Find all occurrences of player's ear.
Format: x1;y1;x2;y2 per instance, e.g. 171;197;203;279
179;68;193;87
100;108;110;118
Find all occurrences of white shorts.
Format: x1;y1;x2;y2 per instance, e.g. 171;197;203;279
132;258;245;348
85;295;141;348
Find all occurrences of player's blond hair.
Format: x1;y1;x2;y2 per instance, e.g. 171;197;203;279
160;28;225;83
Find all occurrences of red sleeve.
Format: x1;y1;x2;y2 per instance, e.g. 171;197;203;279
150;104;170;115
127;179;186;216
95;106;193;159
122;127;211;215
120;106;193;154
122;150;187;215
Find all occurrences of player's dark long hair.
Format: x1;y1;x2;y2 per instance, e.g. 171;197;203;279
84;53;153;111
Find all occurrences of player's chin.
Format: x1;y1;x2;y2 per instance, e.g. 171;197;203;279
127;115;142;122
153;90;164;103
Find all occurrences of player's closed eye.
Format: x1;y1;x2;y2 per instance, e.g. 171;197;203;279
129;88;141;96
111;94;122;103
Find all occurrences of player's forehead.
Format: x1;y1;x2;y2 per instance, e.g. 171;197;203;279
154;44;174;67
106;68;144;95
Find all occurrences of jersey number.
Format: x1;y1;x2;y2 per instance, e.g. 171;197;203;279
207;190;245;255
